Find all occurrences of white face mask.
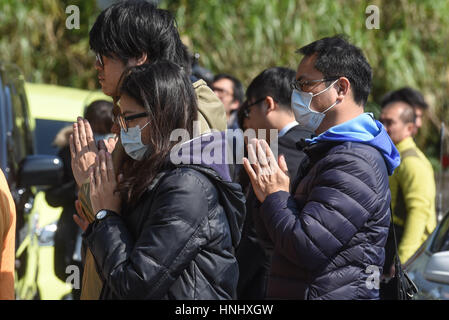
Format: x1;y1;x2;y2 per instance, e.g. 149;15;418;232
291;79;339;133
120;122;150;161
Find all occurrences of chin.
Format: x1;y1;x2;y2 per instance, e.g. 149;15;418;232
101;85;114;97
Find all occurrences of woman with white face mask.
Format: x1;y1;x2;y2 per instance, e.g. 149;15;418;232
73;61;246;300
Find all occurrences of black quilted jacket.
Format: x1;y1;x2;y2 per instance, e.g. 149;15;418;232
83;164;246;300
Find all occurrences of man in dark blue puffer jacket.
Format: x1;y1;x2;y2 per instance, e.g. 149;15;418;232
242;35;401;300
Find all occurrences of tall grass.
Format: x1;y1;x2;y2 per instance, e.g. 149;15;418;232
0;0;448;163
163;0;449;164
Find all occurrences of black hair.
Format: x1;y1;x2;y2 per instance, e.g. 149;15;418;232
297;35;372;106
245;67;296;112
380;87;428;111
89;0;191;74
212;73;245;104
83;100;114;134
117;61;198;205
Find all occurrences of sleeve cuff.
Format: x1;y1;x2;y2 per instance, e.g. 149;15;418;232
260;190;291;219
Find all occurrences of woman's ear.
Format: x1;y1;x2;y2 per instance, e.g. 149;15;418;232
127;53;148;67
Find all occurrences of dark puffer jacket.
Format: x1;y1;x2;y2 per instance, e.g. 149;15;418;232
83;132;246;299
260;141;392;300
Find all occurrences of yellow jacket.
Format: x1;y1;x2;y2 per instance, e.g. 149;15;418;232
389;137;436;263
0;169;16;300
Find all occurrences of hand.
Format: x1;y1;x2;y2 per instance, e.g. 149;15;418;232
69;117;99;187
73;200;89;232
89;149;122;215
243;138;290;203
97;135;118;154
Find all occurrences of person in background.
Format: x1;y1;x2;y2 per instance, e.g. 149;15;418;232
0;168;16;300
211;74;245;181
380;87;429;136
236;67;312;299
379;94;436;299
211;74;244;130
242;35;400;299
46;99;114;299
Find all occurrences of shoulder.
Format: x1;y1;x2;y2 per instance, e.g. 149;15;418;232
397;151;435;182
314;142;389;191
154;167;217;204
320;142;385;169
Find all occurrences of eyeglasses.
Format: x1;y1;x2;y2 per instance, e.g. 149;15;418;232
95;52;104;68
241;97;266;119
211;86;233;97
290;77;340;92
112;104;148;133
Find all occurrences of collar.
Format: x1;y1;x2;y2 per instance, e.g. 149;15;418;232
395;136;416;153
278;121;299;137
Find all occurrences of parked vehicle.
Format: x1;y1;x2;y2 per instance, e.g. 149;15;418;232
0;62;64;299
24;82;110;300
404;211;449;299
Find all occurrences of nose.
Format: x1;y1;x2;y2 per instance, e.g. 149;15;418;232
95;59;103;71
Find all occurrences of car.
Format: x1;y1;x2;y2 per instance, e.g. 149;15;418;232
404;211;449;299
0;62;64;300
24;82;110;300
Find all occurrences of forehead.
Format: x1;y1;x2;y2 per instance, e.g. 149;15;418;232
118;94;145;114
213;78;234;91
295;54;324;81
381;102;408;119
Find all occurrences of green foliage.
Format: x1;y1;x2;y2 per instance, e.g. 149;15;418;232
1;0;448;166
0;0;101;89
162;0;449;168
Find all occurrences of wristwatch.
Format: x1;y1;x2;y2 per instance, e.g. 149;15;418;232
95;209;115;221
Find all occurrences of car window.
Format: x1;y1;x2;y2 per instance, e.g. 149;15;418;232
430;213;449;253
34;118;73;155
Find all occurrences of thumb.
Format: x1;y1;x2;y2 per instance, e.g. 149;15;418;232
278;154;289;175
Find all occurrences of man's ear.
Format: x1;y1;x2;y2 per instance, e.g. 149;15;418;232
264;96;277;114
336;77;350;102
406;122;416;135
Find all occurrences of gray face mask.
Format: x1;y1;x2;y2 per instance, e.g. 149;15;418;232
120;122;150;161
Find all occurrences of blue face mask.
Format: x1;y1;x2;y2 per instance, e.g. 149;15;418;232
120;122;150;161
291;79;339;133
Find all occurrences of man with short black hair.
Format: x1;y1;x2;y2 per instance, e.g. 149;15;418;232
243;35;400;299
380;94;436;290
381;87;428;135
236;67;312;299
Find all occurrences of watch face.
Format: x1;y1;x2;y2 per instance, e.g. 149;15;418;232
96;210;107;220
